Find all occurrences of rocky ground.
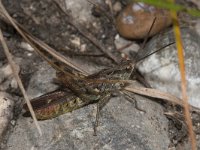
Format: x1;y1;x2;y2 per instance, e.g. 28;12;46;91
0;0;200;150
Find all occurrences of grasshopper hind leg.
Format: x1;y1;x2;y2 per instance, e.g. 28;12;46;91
93;94;111;136
122;91;146;113
93;91;145;135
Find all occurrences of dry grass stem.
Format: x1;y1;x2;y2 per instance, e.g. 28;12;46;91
0;28;42;136
124;86;200;112
169;0;197;149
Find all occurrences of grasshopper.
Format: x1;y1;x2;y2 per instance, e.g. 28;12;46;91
23;59;137;135
0;2;199;135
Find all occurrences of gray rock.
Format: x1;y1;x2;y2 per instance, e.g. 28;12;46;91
137;28;200;108
26;61;58;99
6;92;170;150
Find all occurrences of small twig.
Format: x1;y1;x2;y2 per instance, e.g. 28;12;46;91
69;53;105;57
105;0;115;22
117;42;135;52
0;28;42;136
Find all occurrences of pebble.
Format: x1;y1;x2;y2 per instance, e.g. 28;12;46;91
65;0;95;23
0;64;20;90
0;92;14;139
70;36;81;47
116;2;172;39
113;1;122;14
20;42;34;51
114;34;140;56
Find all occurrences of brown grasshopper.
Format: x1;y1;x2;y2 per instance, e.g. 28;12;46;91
0;2;199;135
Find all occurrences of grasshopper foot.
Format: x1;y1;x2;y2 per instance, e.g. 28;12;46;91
122;91;146;113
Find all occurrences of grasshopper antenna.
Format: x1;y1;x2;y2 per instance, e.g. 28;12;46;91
134;17;174;64
133;17;157;63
